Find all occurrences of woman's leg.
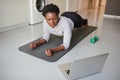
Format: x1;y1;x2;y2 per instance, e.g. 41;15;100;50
61;12;88;28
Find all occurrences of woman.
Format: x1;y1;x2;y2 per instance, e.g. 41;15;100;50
29;4;88;57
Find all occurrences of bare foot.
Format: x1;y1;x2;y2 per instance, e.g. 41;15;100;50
45;49;53;57
84;19;88;27
29;43;37;49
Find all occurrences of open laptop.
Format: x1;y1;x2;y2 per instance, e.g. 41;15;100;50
58;53;109;80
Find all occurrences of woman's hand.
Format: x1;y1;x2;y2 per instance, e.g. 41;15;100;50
45;49;53;57
29;43;37;49
45;45;65;57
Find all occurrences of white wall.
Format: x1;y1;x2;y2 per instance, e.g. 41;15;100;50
47;0;80;14
0;0;81;30
0;0;29;29
47;0;67;15
67;0;80;12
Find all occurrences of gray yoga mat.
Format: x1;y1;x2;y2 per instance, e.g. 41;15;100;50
19;26;97;62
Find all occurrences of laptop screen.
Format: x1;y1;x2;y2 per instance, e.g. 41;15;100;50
58;53;109;80
69;53;109;80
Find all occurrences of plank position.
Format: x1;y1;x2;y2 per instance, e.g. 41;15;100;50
29;4;88;57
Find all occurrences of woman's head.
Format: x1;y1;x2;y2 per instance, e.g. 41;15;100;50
42;4;60;17
42;4;60;28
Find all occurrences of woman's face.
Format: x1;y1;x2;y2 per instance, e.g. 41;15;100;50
45;12;59;28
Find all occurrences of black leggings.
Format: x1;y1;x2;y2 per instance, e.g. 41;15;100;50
61;12;87;28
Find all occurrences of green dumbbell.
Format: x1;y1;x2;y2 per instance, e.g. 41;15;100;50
94;36;99;41
90;36;99;44
90;38;96;44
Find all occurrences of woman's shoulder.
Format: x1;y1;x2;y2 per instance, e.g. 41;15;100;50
60;16;74;26
59;16;71;24
60;16;69;21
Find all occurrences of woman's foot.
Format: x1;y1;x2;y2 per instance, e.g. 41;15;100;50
81;19;88;28
83;19;88;26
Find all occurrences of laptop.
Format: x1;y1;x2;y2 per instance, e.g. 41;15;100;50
58;53;109;80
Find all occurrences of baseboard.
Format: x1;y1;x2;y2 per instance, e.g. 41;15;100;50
104;14;120;19
0;22;28;32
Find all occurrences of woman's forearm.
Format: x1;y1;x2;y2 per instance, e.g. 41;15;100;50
50;45;65;53
36;38;47;47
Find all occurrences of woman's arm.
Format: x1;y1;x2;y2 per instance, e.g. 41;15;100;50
45;24;72;57
30;38;47;49
30;21;50;49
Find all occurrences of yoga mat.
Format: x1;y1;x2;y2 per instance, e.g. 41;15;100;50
19;26;97;62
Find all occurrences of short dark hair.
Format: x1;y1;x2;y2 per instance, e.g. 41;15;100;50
42;4;60;16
